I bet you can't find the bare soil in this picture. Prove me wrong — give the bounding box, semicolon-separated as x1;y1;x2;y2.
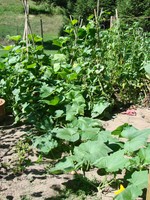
0;108;150;200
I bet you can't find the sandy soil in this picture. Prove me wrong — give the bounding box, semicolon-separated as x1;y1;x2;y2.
0;107;150;200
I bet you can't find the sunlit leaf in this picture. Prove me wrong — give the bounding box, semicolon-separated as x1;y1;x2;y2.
112;123;129;136
40;84;55;98
71;19;78;25
3;45;14;50
91;101;110;118
50;156;75;174
74;140;112;165
54;127;79;142
8;35;21;42
27;63;36;69
41;96;60;106
94;150;128;172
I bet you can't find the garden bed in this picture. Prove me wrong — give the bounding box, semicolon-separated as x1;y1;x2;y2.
0;107;149;200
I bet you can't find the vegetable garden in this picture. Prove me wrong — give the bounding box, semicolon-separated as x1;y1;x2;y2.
0;5;150;200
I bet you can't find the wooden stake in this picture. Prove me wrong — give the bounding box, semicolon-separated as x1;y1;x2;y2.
40;16;44;46
146;169;150;200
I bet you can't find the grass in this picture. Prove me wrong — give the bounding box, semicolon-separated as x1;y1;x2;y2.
0;0;63;53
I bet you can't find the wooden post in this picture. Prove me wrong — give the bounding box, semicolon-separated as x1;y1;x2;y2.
146;169;150;200
40;16;44;46
110;16;116;28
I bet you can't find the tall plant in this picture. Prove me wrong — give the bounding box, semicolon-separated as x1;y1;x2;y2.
54;16;150;106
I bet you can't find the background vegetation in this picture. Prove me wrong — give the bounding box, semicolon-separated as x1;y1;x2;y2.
31;0;150;31
0;0;63;56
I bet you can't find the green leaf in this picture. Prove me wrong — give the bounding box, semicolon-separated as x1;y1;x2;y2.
127;128;150;140
28;34;42;42
3;45;14;50
54;127;79;142
88;28;96;37
53;38;69;47
41;96;60;106
80;128;100;141
40;84;55;98
91;101;110;118
143;62;150;75
115;170;148;200
94;150;129;172
32;134;58;155
66;104;77;121
27;63;36;69
123;129;150;152
121;126;138;139
8;56;19;64
55;110;64;118
0;62;5;69
53;63;60;72
115;185;142;200
78;28;86;38
52;39;63;47
73;117;102;130
66;94;86;121
112;123;130;136
71;19;78;25
124;137;147;152
21;102;29;113
36;45;43;51
97;130;119;143
74;140;112;165
50;156;75;174
67;72;77;81
8;35;21;42
128;170;148;189
53;53;66;61
12;88;20;102
138;144;150;164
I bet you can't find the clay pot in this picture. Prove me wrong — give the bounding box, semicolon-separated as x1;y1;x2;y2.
0;98;5;121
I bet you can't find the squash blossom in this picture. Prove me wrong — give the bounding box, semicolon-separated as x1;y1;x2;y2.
114;184;125;195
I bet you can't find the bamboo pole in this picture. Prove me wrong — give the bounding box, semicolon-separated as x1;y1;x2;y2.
22;0;29;53
22;0;36;54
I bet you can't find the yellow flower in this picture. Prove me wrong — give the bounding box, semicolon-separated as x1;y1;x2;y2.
114;184;125;195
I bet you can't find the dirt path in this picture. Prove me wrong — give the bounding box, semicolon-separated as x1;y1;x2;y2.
0;108;150;200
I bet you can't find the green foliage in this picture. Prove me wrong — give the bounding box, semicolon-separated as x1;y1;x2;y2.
54;17;150;105
0;15;150;199
31;0;116;23
115;171;148;200
73;0;96;19
32;133;58;154
117;0;150;31
50;125;150;199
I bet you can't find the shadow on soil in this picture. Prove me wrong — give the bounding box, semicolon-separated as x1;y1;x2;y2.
47;174;98;200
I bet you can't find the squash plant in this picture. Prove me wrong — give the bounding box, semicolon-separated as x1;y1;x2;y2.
50;123;150;200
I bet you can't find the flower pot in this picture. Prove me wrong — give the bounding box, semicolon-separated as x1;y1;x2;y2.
0;98;5;122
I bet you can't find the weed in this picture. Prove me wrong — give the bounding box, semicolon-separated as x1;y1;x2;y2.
13;140;31;174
